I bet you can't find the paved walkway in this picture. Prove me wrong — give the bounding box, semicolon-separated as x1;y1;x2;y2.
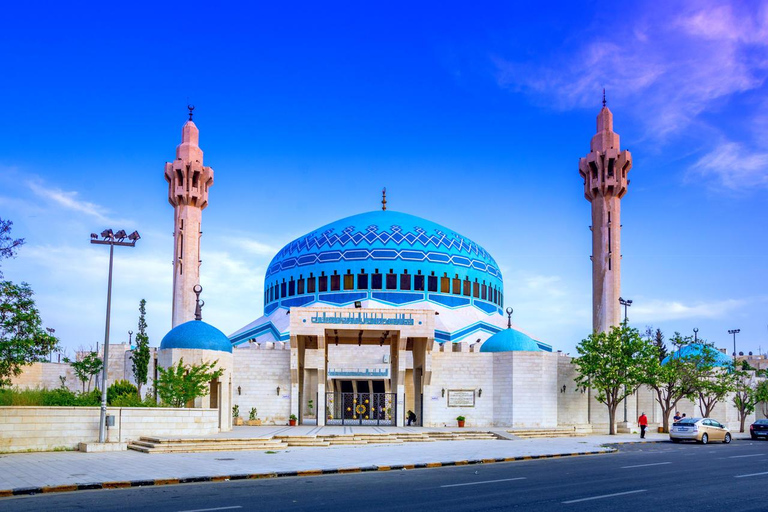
3;431;750;494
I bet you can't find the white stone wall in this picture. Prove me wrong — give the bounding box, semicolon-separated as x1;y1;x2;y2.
0;407;219;453
557;356;589;427
232;345;291;425
427;351;494;427
494;352;558;428
10;362;80;392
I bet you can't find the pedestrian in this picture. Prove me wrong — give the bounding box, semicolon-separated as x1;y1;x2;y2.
638;412;648;439
673;411;681;423
406;410;417;426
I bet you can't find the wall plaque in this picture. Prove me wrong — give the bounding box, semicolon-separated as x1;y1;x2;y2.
447;390;475;407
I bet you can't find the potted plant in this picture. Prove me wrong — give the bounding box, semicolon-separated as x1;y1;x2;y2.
456;415;466;428
289;414;297;426
247;407;261;426
233;405;244;426
306;399;315;418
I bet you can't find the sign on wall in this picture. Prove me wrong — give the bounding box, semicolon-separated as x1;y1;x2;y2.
447;390;475;407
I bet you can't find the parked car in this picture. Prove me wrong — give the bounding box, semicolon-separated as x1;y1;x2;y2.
669;417;731;444
750;419;768;440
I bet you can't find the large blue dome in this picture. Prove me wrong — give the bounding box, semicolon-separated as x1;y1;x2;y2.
160;320;233;353
662;343;732;367
261;210;504;316
480;328;541;352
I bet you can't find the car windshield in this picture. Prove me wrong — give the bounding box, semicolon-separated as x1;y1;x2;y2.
674;418;700;425
755;419;768;425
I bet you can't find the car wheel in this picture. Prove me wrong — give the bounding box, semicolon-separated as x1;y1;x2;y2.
671;438;681;443
724;433;731;444
701;433;708;444
752;435;758;441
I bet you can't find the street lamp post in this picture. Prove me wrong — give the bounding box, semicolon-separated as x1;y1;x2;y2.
618;297;632;323
693;328;699;343
91;229;140;443
728;329;740;357
618;297;632;423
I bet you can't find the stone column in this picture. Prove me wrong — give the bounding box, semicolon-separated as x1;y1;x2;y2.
317;335;327;426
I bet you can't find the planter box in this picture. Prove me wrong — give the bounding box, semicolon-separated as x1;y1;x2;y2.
234;417;244;426
247;419;262;426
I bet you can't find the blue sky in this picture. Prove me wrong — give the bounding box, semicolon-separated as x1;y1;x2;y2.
1;1;766;357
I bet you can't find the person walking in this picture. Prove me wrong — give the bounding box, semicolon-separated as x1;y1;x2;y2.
638;412;648;439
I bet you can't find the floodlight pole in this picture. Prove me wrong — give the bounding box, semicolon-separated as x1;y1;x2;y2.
618;297;632;423
91;230;139;443
729;329;740;358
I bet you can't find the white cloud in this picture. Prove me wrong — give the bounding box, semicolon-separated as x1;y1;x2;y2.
27;180;130;225
688;142;768;190
632;298;749;322
494;1;768;138
232;239;280;257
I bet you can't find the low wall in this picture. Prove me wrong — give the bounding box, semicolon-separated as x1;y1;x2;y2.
0;407;220;453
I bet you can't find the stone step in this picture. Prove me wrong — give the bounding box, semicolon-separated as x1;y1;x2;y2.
284;441;331;447
128;442;288;454
139;436;274;444
325;440;369;445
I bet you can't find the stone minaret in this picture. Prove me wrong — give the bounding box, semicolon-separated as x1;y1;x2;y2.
578;94;632;333
165;107;214;327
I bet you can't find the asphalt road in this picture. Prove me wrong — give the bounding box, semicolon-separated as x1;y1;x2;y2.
4;440;768;511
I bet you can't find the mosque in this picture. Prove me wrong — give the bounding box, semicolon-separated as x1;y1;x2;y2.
153;103;618;431
13;100;753;435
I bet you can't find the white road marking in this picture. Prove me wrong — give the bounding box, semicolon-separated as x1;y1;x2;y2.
440;477;526;488
729;454;765;459
177;507;243;512
735;471;768;478
621;462;671;469
562;489;647;504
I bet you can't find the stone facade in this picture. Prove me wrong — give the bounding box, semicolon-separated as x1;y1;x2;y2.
0;407;219;453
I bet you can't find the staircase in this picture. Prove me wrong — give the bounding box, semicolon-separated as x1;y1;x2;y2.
128;430;501;453
509;428;589;439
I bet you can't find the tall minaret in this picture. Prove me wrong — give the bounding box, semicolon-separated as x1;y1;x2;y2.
578;92;632;333
165;107;214;327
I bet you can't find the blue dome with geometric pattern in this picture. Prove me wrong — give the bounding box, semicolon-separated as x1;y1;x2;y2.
160;320;233;353
661;343;731;367
261;210;505;316
479;328;541;352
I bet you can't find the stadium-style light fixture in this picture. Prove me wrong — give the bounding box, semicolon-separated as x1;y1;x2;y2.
90;227;140;444
729;329;741;357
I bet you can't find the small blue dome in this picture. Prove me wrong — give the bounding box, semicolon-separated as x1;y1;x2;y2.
160;320;233;353
662;343;731;367
480;328;541;352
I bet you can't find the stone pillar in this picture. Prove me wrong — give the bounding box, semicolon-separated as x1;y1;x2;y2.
165;115;214;328
289;335;301;421
317;335;327;426
578;99;632;334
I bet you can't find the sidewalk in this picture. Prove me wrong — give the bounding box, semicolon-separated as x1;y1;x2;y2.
0;432;748;497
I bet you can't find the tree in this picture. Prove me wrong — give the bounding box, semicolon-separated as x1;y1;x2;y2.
755;380;768;419
732;370;757;433
0;218;25;279
643;332;699;433
131;299;151;399
155;358;223;408
0;281;59;387
68;351;103;393
575;323;657;435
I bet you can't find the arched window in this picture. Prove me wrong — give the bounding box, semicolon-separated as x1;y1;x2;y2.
472;279;480;298
307;273;316;293
318;273;328;293
371;269;383;290
463;277;471;296
400;271;411;291
386;269;397;290
330;271;341;291
414;272;425;291
297;275;305;295
427;274;438;292
441;273;450;293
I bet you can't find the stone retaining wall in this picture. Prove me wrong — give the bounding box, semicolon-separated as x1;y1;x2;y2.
0;407;219;453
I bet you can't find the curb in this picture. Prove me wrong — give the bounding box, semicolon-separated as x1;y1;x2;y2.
0;449;615;498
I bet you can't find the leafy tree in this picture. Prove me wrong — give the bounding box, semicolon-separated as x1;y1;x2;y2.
107;379;138;405
740;360;755;371
643;332;700;433
0;218;25;279
575;323;657;435
0;281;59;387
130;299;151;398
755;380;768;419
155;358;223;408
645;327;668;363
67;351;103;393
732;370;757;433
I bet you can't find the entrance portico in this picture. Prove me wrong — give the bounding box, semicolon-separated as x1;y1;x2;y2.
289;307;434;427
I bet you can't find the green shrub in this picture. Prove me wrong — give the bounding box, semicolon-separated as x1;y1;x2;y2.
107;380;138;405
